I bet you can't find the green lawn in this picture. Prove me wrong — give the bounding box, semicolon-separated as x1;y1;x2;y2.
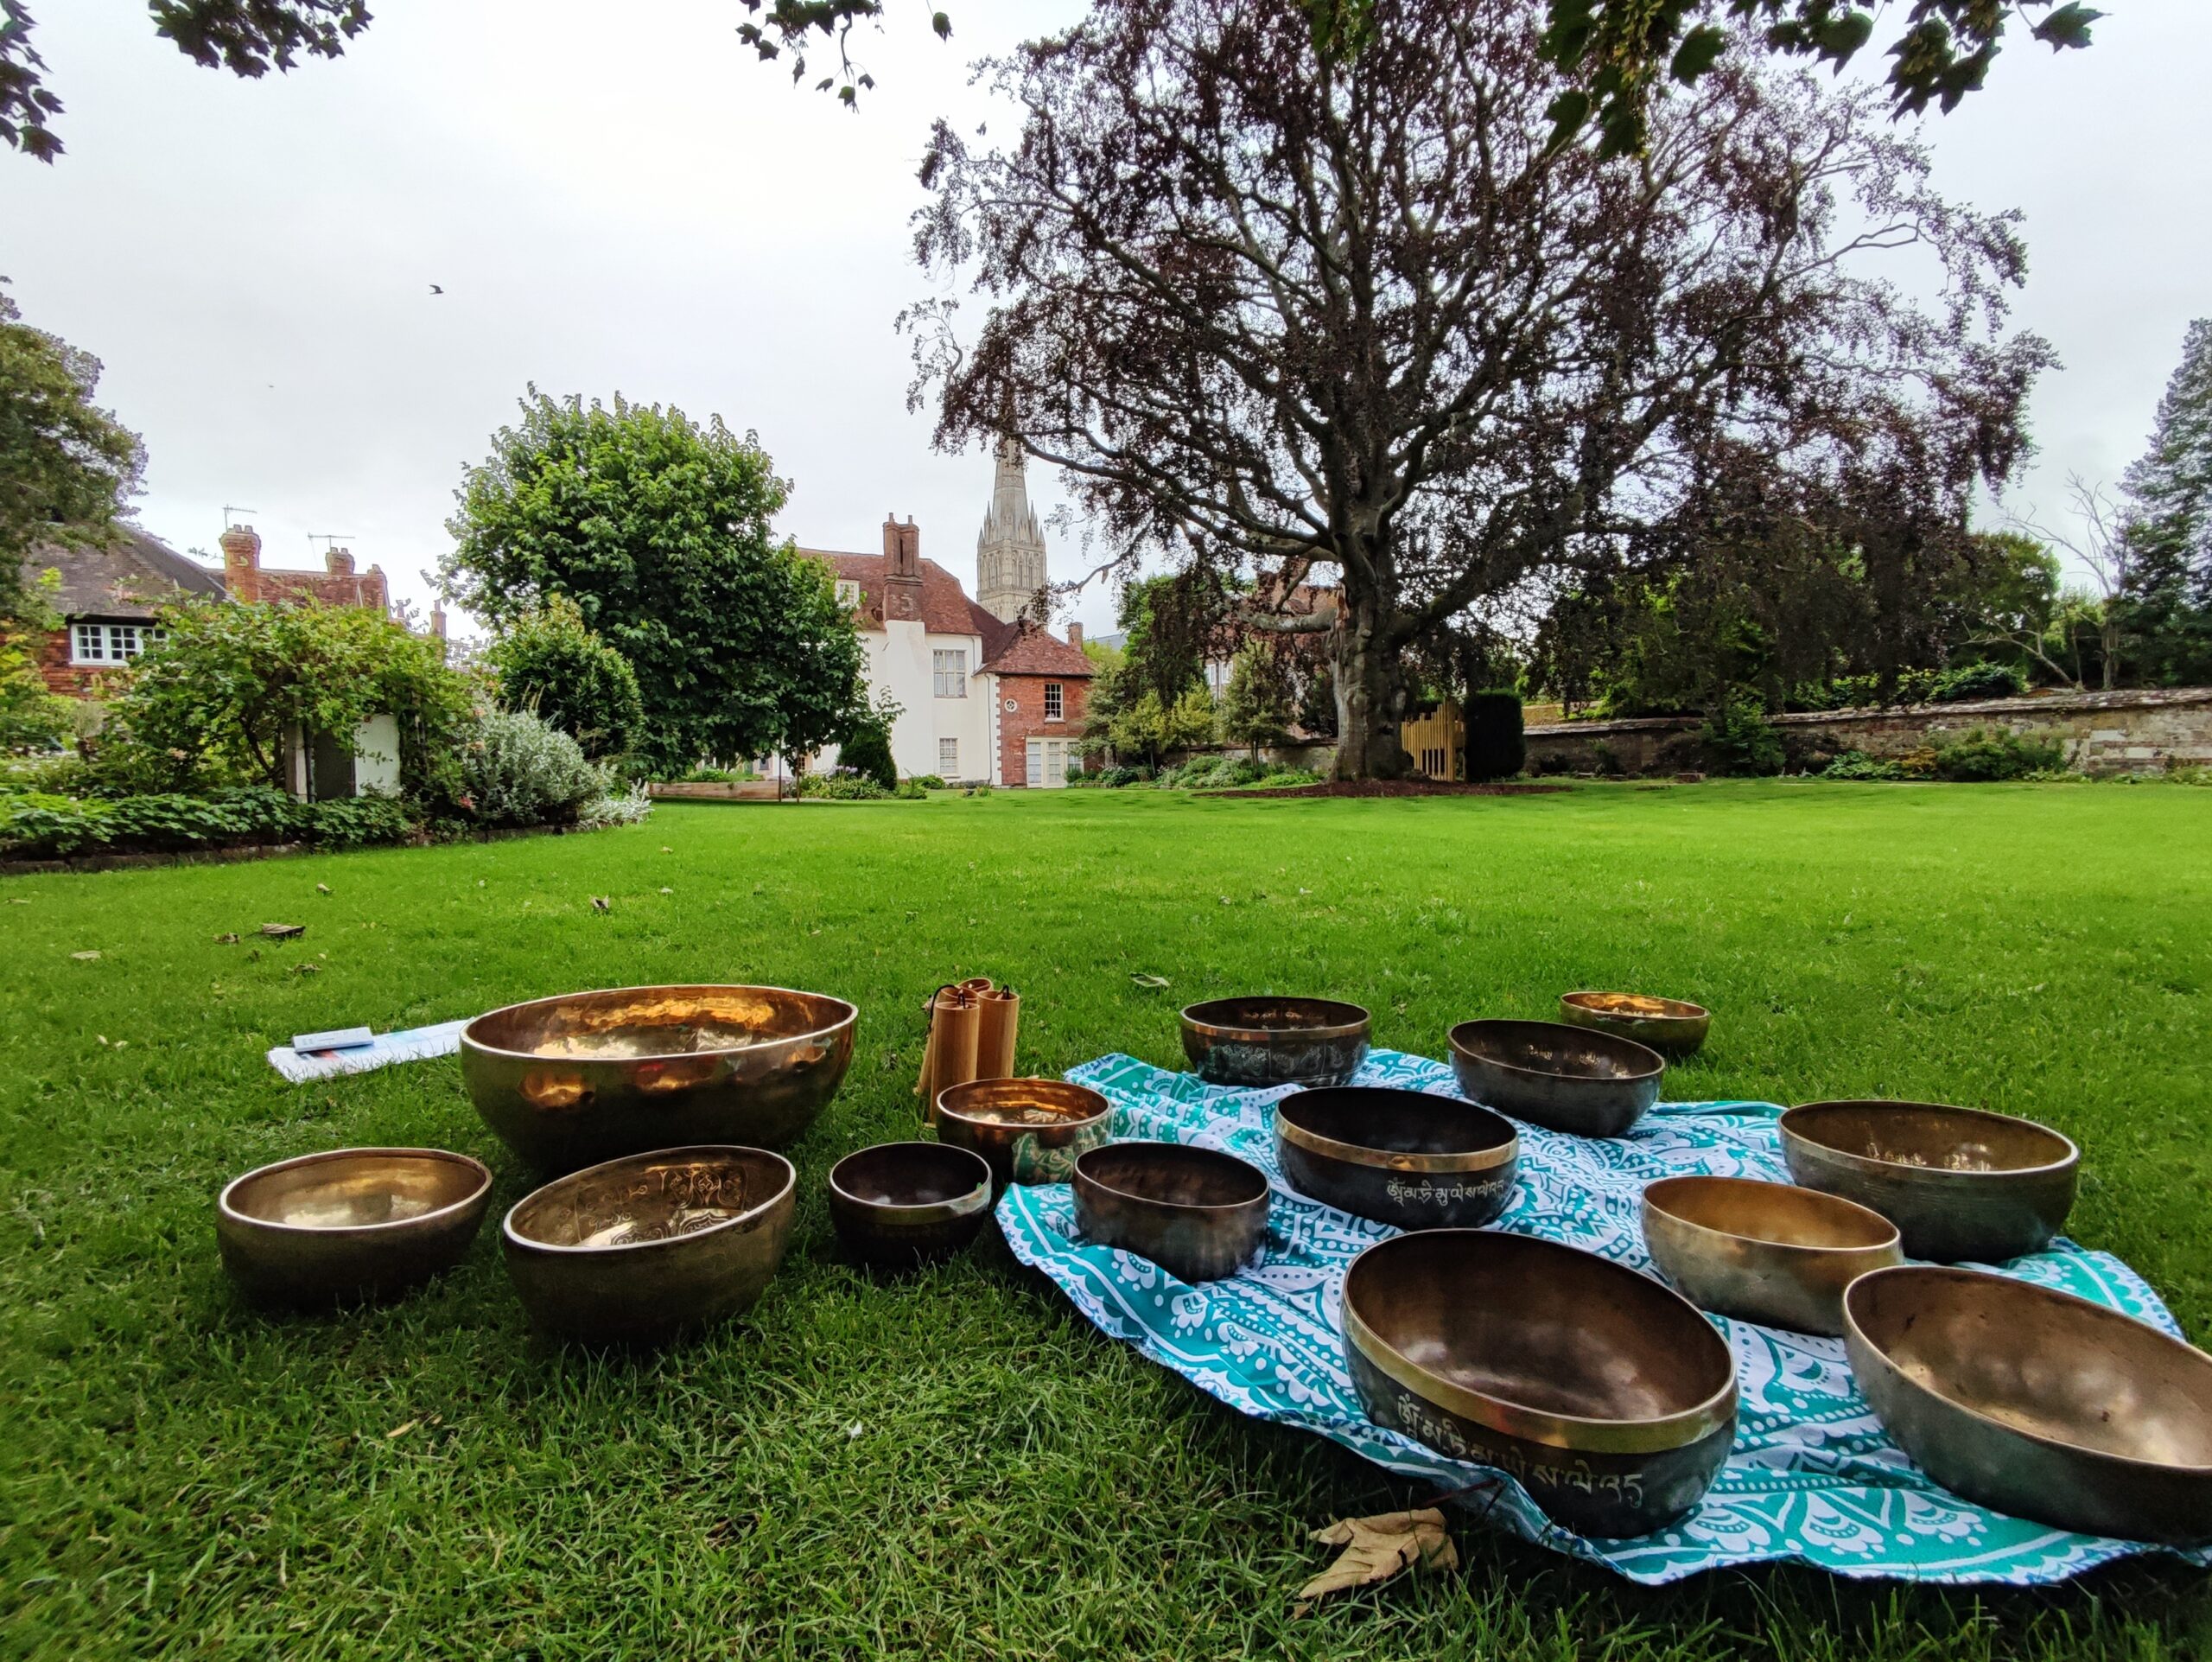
4;782;2210;1659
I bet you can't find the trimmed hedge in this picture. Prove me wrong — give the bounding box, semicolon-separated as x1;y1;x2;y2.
0;787;419;859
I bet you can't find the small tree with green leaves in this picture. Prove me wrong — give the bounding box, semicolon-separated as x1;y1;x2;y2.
486;593;645;761
1219;642;1295;758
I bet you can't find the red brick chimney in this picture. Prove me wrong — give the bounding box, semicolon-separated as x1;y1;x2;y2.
219;524;262;603
325;546;355;576
883;513;923;621
1066;621;1083;650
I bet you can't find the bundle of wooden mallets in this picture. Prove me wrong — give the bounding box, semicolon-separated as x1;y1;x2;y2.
916;977;1020;1122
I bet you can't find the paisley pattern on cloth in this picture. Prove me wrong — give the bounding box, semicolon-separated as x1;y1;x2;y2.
995;1048;2212;1586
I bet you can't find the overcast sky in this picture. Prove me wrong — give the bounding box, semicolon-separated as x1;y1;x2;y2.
3;0;2208;637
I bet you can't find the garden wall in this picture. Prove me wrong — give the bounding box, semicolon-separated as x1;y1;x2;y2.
1522;687;2212;778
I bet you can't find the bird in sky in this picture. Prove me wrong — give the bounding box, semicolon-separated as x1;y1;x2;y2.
429;283;444;295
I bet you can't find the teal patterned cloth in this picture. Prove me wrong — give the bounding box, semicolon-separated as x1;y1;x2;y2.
995;1048;2211;1586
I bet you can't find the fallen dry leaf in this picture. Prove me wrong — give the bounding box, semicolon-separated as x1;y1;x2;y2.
71;950;101;961
1293;1508;1457;1613
1129;972;1171;990
214;932;239;945
385;1420;418;1440
658;887;673;895
315;883;332;895
289;962;321;977
260;922;305;939
591;896;611;913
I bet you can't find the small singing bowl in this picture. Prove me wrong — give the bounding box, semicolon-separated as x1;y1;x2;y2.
1343;1229;1738;1538
827;1142;993;1268
1642;1175;1902;1335
500;1144;796;1344
1845;1266;2212;1544
936;1077;1113;1188
1447;1019;1664;1138
1274;1086;1520;1229
216;1147;493;1306
1781;1101;2079;1264
1179;997;1371;1089
1559;991;1711;1060
1072;1142;1271;1282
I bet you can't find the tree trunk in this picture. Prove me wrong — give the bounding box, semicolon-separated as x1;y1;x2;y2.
1330;587;1412;780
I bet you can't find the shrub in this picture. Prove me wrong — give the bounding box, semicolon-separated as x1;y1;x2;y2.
1929;726;2065;782
907;773;946;791
674;763;754;784
964;782;993;797
307;793;421;849
838;722;898;792
1932;660;2027;704
1700;692;1785;776
0;785;422;858
575;788;655;830
893;779;929;799
1820;750;1908;781
1462;691;1525;780
797;773;893;800
486;594;645;761
461;710;604;827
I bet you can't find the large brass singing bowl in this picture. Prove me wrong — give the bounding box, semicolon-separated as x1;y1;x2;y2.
1073;1141;1271;1282
1274;1086;1519;1230
217;1147;493;1305
1781;1100;2079;1264
1179;997;1371;1089
461;984;856;1173
500;1144;796;1344
1342;1228;1738;1538
1447;1019;1664;1138
1845;1266;2212;1544
1559;991;1711;1060
1642;1175;1902;1335
936;1077;1113;1188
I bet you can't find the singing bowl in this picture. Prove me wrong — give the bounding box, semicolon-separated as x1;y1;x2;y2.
1179;997;1371;1089
1072;1142;1271;1282
827;1142;993;1267
216;1147;493;1305
1845;1266;2212;1544
1559;991;1711;1060
935;1077;1112;1188
1642;1175;1902;1335
1447;1019;1665;1138
500;1145;796;1343
1342;1229;1738;1538
1780;1100;2079;1264
1274;1086;1520;1229
461;984;856;1173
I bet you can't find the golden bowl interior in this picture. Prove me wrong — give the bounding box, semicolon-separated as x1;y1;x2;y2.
1448;1018;1662;1083
1785;1101;2075;1176
1644;1175;1897;1253
1077;1142;1269;1210
937;1077;1109;1130
467;985;852;1063
507;1147;791;1251
222;1149;487;1231
1563;990;1708;1022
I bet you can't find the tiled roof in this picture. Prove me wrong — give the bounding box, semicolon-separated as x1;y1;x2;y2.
980;618;1094;678
22;525;226;619
803;550;1009;644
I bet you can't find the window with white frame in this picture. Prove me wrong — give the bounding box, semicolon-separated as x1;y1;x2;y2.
835;579;860;608
938;737;958;776
1044;681;1064;722
70;622;163;665
932;649;967;698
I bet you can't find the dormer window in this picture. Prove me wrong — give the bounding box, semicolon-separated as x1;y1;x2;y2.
71;622;162;665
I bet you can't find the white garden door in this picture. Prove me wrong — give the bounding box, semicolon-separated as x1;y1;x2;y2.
1025;737;1070;788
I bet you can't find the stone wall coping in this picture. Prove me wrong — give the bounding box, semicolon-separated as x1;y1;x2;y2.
1525;685;2212;740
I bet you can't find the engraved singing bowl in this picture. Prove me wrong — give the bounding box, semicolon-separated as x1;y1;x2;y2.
1072;1142;1271;1283
1845;1266;2212;1544
216;1147;493;1306
1559;991;1711;1060
1641;1175;1902;1336
935;1077;1112;1189
1447;1019;1665;1138
500;1145;797;1344
1341;1229;1738;1538
461;984;856;1173
1780;1101;2079;1264
827;1142;994;1268
1274;1086;1520;1229
1179;997;1371;1089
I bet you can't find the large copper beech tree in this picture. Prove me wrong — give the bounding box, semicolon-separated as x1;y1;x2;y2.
905;0;2050;779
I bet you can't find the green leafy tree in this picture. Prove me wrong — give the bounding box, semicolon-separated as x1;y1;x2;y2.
1219;642;1295;757
2117;319;2212;686
441;389;867;775
485;592;645;761
0;567;67;748
1103;686;1217;770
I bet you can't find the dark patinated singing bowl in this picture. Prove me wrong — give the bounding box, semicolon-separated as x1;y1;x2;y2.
1274;1086;1520;1229
1845;1266;2212;1544
1073;1142;1271;1282
1447;1019;1664;1138
1342;1229;1738;1538
217;1147;493;1305
461;984;856;1173
501;1144;796;1344
1559;991;1711;1060
936;1077;1113;1188
828;1142;993;1267
1781;1101;2079;1264
1642;1175;1902;1336
1179;997;1370;1089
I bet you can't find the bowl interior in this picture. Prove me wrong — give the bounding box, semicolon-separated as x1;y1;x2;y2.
832;1143;990;1210
1182;997;1368;1037
226;1149;485;1230
1078;1143;1268;1209
1564;990;1707;1022
509;1148;790;1250
1645;1175;1896;1251
938;1078;1109;1128
467;985;852;1062
1278;1087;1515;1159
1347;1230;1730;1428
1787;1101;2075;1175
1450;1019;1662;1083
1849;1268;2212;1468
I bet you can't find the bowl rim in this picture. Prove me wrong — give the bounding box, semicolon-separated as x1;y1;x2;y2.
500;1143;797;1255
218;1146;493;1236
1560;990;1710;1024
1274;1086;1519;1174
1781;1099;2081;1181
1641;1174;1902;1257
459;983;859;1063
935;1075;1112;1130
1073;1139;1271;1211
1843;1264;2212;1478
1342;1228;1738;1454
1446;1017;1666;1084
828;1141;993;1219
1178;996;1372;1043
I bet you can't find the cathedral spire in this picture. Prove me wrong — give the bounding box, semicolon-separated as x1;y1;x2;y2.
976;437;1048;622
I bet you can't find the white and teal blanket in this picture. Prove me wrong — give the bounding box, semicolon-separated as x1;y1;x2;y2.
996;1048;2209;1586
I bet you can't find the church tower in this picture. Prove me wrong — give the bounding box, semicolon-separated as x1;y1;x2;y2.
976;438;1049;623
